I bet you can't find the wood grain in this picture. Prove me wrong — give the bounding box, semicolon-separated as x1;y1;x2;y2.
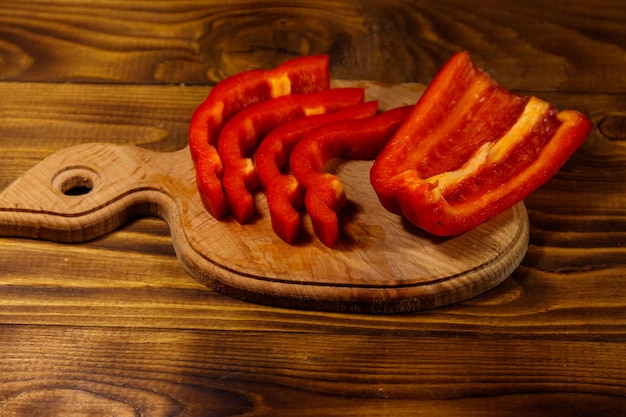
1;0;625;415
0;1;624;91
1;325;625;417
0;88;625;413
1;82;625;416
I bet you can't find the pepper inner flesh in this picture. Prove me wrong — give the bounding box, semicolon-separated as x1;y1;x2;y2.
424;97;561;205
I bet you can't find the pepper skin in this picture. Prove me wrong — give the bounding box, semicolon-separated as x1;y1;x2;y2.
218;88;366;224
370;51;593;236
256;101;379;243
290;105;414;247
188;55;330;219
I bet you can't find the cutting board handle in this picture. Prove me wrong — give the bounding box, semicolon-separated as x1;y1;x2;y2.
0;143;192;243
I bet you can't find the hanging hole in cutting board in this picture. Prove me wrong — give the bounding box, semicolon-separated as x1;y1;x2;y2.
51;166;101;197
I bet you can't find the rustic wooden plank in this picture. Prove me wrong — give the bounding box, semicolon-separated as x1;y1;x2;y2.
0;218;624;336
1;80;621;189
0;82;198;190
1;243;625;336
1;326;625;416
0;1;623;91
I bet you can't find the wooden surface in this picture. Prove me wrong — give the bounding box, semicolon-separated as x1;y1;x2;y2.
0;0;624;415
0;82;530;313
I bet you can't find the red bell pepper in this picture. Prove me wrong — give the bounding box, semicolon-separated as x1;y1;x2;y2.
256;101;379;243
290;105;414;247
217;88;366;224
370;51;593;236
188;55;330;219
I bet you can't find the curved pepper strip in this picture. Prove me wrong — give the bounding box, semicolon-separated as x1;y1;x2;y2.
290;105;414;247
370;51;593;236
188;55;330;219
256;101;379;243
218;88;366;224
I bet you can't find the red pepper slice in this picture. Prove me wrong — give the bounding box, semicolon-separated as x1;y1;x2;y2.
218;88;366;224
370;51;593;236
256;101;379;243
188;55;330;219
290;105;414;247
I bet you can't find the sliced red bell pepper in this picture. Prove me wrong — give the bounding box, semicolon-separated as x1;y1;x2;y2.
256;101;379;243
188;55;330;219
370;51;593;236
218;88;366;224
290;105;414;247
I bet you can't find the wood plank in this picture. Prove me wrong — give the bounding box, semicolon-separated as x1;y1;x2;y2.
0;1;624;91
0;82;198;190
1;326;625;416
1;80;620;190
2;238;625;335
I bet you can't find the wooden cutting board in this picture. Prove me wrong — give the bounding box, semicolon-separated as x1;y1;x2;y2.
0;81;529;313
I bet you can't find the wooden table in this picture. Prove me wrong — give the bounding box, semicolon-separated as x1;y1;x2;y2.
1;1;624;415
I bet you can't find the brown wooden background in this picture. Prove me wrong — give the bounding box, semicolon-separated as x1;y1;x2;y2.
1;1;625;416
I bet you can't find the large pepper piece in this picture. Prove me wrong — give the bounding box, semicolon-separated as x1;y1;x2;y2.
218;88;366;224
256;101;379;243
290;105;414;247
188;55;330;219
370;51;593;236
